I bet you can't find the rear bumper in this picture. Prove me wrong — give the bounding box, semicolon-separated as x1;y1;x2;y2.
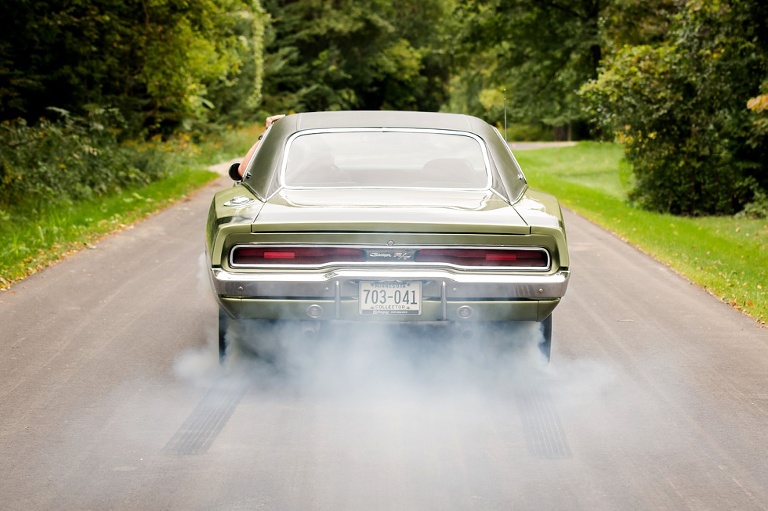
211;268;569;322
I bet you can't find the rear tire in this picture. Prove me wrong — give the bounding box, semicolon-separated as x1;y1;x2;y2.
218;314;283;362
218;307;228;363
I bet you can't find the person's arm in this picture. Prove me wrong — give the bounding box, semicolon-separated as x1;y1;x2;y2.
265;114;286;128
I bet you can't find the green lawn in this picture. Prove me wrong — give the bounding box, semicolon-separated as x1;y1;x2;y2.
515;142;767;325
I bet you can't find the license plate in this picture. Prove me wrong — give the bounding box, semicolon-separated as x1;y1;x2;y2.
359;281;422;315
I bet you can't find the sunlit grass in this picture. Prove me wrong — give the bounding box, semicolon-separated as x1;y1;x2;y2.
516;142;767;324
0;169;217;288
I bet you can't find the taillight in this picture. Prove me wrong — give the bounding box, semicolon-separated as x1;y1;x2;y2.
414;248;549;268
232;246;365;266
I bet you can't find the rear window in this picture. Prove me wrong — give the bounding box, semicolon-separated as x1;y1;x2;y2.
282;129;490;189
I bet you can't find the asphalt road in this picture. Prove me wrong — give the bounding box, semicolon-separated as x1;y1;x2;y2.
1;174;767;510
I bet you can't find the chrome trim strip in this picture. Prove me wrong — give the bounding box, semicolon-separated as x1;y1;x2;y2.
229;244;551;272
210;268;570;300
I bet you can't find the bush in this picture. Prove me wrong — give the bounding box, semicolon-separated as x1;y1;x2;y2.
736;188;768;219
505;123;555;142
0;109;176;214
581;1;768;216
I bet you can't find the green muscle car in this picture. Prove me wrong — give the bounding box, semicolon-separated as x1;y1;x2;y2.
207;111;569;361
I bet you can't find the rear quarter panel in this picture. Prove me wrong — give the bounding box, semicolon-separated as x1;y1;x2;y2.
514;188;569;269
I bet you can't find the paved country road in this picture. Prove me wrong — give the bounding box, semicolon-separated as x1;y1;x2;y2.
1;174;766;510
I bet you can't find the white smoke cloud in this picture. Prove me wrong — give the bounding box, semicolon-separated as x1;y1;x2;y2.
200;318;554;401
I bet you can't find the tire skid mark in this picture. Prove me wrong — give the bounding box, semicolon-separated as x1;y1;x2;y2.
163;376;251;455
515;388;571;459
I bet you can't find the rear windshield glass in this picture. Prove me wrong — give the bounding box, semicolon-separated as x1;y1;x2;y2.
282;130;490;189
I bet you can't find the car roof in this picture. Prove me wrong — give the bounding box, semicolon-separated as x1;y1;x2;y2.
287;110;484;132
244;110;528;203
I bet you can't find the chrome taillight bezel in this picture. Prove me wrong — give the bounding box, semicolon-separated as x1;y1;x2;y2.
229;245;551;271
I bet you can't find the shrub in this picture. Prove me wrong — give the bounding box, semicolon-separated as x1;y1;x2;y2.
581;1;768;216
0;109;175;214
505;123;555;142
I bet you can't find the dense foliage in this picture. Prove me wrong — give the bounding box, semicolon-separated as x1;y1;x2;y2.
0;109;177;214
582;0;768;215
0;0;266;215
0;0;266;134
449;0;602;135
259;0;455;113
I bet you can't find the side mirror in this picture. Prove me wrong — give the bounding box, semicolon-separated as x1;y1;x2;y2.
228;162;241;181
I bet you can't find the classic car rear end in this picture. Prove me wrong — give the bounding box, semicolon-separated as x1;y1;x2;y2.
207;111;569;360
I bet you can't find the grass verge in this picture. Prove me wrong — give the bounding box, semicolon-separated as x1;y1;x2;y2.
515;142;767;325
0;168;218;289
0;123;261;291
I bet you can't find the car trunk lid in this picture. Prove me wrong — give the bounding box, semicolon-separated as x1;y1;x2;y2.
252;188;530;234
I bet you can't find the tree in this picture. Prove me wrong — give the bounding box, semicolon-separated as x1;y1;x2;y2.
138;0;267;131
0;0;267;134
582;0;768;215
259;0;455;113
452;0;605;134
600;0;677;50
